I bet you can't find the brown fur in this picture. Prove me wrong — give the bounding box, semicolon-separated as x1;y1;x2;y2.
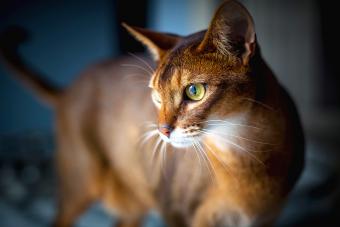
0;1;304;226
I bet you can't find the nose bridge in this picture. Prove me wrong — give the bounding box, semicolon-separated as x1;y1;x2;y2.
158;104;178;138
158;105;176;127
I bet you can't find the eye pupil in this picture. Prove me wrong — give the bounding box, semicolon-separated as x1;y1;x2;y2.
189;85;197;95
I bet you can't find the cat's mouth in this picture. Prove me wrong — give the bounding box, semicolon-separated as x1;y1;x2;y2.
158;128;201;148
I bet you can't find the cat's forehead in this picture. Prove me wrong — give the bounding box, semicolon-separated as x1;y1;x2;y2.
150;66;183;91
151;64;206;90
150;31;249;90
150;57;243;91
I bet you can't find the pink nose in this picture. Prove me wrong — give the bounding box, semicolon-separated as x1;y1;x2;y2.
159;124;173;138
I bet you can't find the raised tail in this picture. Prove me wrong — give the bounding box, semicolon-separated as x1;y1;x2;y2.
0;26;61;107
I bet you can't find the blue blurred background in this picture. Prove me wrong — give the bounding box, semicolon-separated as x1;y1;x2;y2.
0;0;340;226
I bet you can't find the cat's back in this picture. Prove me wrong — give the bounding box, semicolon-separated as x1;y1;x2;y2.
56;55;156;123
54;55;158;172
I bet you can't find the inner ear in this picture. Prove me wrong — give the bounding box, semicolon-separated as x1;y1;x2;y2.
122;23;181;61
197;0;256;65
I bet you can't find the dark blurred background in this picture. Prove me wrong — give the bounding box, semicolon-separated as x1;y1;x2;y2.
0;0;340;226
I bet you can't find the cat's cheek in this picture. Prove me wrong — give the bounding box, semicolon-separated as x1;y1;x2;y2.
185;99;206;111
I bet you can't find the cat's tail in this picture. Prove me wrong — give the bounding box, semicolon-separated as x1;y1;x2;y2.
0;26;61;107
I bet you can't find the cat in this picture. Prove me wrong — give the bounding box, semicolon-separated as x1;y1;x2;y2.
0;0;304;226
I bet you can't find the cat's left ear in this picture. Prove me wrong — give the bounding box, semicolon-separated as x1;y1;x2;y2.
197;0;256;65
122;23;181;61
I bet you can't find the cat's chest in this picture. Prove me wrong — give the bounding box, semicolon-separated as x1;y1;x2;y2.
151;149;211;214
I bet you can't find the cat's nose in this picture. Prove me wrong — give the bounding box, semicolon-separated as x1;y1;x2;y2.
158;124;173;138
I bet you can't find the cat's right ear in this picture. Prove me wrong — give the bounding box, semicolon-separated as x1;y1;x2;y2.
122;23;181;62
197;0;256;65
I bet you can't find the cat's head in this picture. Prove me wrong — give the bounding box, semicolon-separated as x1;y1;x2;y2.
124;0;257;148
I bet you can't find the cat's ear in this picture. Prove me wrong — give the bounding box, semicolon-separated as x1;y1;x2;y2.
122;23;181;61
197;0;256;65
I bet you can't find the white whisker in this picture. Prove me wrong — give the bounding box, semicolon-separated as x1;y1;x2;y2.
163;142;167;165
139;129;158;146
128;52;155;74
198;130;264;166
140;121;157;126
123;73;150;79
158;141;166;175
242;97;276;112
201;141;238;184
202;120;263;130
191;140;203;171
121;63;153;75
151;137;162;162
195;139;216;182
122;74;150;84
202;141;230;171
192;139;212;181
160;142;169;177
140;122;158;129
202;129;276;145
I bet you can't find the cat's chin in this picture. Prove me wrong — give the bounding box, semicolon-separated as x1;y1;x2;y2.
159;132;198;149
170;140;193;149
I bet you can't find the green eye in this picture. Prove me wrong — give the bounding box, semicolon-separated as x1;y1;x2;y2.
185;83;205;101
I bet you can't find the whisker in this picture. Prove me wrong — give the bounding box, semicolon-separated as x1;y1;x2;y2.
160;142;169;177
143;125;158;130
192;139;213;182
198;130;265;166
163;142;167;166
202;141;230;171
121;63;153;75
201;120;263;130
158;141;166;175
139;122;158;128
201;141;238;184
195;139;216;183
131;81;151;86
195;140;214;171
122;74;150;83
242;97;276;112
151;137;162;162
138;129;158;147
191;140;203;171
140;121;156;125
202;129;277;145
123;73;150;79
128;52;155;74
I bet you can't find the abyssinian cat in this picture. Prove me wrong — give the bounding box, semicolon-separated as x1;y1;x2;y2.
0;0;304;226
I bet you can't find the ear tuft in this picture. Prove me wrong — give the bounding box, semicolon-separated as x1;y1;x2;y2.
122;22;181;61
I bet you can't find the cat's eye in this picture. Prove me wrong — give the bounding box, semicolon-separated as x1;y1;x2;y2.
185;83;206;101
